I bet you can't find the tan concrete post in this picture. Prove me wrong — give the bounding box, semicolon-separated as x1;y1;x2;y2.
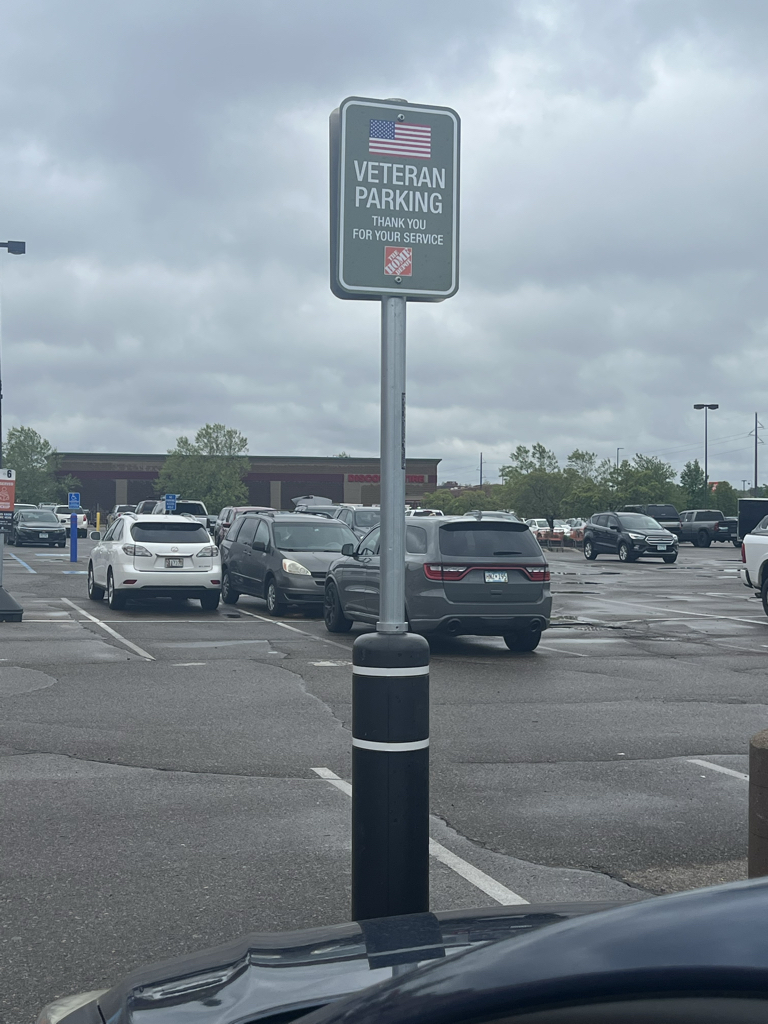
748;729;768;877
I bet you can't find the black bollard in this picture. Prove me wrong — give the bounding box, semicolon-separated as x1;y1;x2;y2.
351;630;430;921
749;729;768;877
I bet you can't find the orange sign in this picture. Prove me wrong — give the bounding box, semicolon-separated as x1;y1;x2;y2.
0;480;15;512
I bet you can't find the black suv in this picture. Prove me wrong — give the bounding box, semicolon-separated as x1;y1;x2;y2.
583;511;678;563
219;513;357;615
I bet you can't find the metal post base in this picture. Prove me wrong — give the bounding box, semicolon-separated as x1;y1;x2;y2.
0;586;23;622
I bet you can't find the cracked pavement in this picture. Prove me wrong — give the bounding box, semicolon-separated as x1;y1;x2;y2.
1;539;762;1021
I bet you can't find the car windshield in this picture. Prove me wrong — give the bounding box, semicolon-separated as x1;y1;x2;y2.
55;506;84;514
646;505;678;518
273;522;357;552
175;502;207;516
439;522;542;557
19;511;59;523
617;514;662;530
131;522;210;543
353;510;380;529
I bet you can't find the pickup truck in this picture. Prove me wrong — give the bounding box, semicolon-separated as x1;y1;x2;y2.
679;509;738;547
52;505;89;538
741;514;768;612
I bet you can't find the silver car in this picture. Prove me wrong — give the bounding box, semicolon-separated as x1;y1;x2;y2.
324;516;551;651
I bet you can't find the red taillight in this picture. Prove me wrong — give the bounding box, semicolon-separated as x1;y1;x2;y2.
423;564;550;582
742;542;746;563
424;564;469;581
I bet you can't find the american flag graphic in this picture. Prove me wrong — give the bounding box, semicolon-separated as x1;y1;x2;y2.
369;119;431;159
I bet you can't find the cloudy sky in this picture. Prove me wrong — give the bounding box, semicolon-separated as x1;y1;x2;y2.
1;0;767;485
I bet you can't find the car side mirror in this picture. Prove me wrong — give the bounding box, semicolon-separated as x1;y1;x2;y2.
341;543;355;557
252;540;266;551
90;531;101;540
611;524;620;531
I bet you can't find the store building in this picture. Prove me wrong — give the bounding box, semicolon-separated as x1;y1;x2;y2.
54;453;440;512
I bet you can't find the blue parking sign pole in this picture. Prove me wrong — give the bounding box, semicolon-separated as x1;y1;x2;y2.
68;492;80;562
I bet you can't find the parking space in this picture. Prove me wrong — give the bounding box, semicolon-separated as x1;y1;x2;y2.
1;536;766;1021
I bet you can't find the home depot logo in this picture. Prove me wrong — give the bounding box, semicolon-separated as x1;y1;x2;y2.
384;246;412;276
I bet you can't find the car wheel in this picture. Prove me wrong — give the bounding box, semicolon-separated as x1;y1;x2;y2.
325;585;354;630
503;627;542;652
618;541;634;563
107;570;126;610
583;539;597;560
221;570;240;605
58;542;66;548
265;577;287;617
200;591;220;611
662;554;678;564
733;539;741;547
324;581;353;633
697;530;711;548
87;563;105;601
7;533;14;546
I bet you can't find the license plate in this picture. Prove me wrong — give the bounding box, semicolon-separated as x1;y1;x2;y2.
657;544;667;550
39;533;48;538
485;571;508;584
165;557;184;568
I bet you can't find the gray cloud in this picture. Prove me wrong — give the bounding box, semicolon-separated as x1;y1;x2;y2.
1;0;767;486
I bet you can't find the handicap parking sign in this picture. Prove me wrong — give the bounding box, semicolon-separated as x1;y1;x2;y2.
165;494;177;511
68;492;80;509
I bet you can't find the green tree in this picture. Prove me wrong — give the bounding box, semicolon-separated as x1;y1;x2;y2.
711;480;738;516
156;424;250;513
680;459;706;508
4;426;60;504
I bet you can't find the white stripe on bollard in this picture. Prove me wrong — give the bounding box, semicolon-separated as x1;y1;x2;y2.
352;738;429;752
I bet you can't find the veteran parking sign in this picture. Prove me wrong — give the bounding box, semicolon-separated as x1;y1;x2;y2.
330;96;460;301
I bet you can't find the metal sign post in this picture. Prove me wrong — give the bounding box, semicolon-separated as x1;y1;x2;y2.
331;96;460;920
0;468;22;621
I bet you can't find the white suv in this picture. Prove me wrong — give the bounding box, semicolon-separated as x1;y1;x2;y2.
53;505;89;538
87;514;222;610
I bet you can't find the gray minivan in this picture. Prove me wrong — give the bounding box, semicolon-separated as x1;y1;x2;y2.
324;517;551;651
219;512;358;615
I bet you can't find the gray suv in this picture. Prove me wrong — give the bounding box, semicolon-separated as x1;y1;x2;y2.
219;513;358;615
324;517;551;651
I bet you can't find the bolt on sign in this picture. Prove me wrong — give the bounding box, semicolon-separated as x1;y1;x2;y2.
330;96;460;301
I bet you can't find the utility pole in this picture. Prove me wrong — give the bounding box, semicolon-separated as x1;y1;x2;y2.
479;452;483;488
616;447;623;470
756;413;760;497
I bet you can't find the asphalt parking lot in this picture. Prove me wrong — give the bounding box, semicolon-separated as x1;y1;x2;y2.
1;538;763;1021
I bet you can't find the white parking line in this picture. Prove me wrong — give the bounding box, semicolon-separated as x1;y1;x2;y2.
235;607;350;649
7;553;36;573
587;593;766;626
538;644;588;658
61;599;155;661
310;767;529;906
687;758;749;781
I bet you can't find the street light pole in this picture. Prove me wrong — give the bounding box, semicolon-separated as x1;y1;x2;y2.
0;241;26;469
616;447;623;470
693;403;719;502
0;240;26;623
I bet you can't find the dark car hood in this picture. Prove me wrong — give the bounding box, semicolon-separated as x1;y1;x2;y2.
52;903;619;1024
279;550;348;572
